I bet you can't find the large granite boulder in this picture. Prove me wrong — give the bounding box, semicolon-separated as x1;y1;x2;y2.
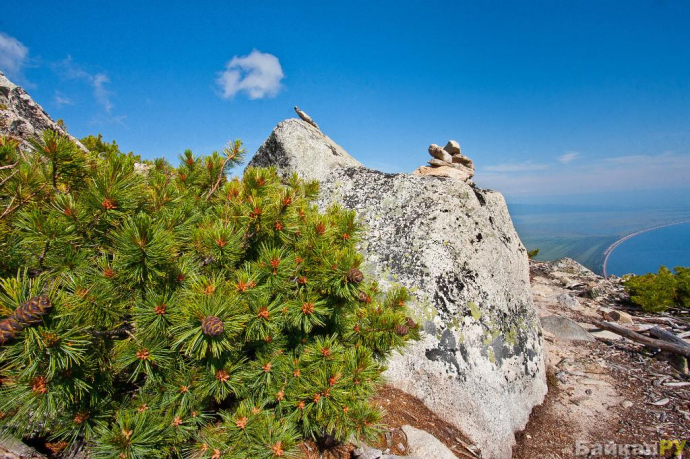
0;71;86;152
249;119;547;458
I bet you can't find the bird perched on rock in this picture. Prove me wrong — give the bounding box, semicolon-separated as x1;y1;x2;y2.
294;106;320;130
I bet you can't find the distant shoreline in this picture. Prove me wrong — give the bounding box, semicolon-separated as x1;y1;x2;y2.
602;220;690;278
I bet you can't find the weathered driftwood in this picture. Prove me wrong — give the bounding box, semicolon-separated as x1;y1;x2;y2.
649;327;690;349
592;321;690;357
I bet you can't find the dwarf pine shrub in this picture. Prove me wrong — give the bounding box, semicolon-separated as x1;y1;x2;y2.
0;131;419;458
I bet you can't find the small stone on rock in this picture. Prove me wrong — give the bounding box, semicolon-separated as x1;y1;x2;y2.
451;155;473;168
608;310;633;324
429;144;453;163
428;158;453;167
443;140;461;156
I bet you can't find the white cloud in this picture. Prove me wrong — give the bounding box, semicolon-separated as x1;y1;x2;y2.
216;50;284;100
54;91;73;107
484;162;550;173
559;151;579;164
55;56;114;113
0;32;29;80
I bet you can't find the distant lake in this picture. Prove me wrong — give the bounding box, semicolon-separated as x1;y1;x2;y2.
605;222;690;276
508;204;690;275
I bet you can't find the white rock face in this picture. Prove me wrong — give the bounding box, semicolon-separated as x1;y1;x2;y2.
249;120;547;458
0;71;87;152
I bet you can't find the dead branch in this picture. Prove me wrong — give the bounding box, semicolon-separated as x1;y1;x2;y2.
648;327;690;349
592;321;690;357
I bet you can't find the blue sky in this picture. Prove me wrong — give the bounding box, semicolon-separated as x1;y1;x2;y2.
2;1;690;205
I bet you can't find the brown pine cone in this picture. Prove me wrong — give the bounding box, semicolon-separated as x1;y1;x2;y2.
0;317;22;345
395;324;409;336
12;295;52;326
405;317;418;329
201;316;225;337
347;268;364;284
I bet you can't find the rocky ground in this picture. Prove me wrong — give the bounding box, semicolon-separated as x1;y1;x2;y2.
514;258;690;458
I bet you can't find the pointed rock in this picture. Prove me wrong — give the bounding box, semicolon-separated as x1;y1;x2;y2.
248;119;362;182
0;71;87;152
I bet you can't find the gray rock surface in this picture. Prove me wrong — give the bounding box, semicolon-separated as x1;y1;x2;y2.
540;315;595;342
557;293;581;310
249;120;547;458
401;425;458;459
0;72;86;152
247;118;362;182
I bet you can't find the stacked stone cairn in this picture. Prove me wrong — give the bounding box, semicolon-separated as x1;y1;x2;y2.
412;140;474;184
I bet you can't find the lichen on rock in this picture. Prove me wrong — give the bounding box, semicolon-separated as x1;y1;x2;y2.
248;118;547;458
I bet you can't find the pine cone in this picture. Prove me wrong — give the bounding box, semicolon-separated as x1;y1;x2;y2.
0;296;52;346
12;295;52;325
395;324;409;336
405;317;418;329
357;291;369;303
201;316;225;337
347;268;364;284
0;317;21;334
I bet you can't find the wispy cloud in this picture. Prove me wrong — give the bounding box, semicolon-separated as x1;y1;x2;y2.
0;32;29;81
54;91;73;107
559;151;579;164
216;50;284;100
476;151;690;196
604;151;677;165
484;162;549;173
55;56;114;113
